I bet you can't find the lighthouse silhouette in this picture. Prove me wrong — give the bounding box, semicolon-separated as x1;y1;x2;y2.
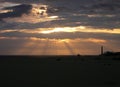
101;46;104;55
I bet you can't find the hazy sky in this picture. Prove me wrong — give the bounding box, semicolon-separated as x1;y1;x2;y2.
0;0;120;55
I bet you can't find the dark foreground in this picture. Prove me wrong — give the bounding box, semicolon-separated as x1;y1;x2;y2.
0;55;120;87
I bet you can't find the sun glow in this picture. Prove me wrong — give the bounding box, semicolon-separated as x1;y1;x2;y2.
58;39;70;43
0;10;13;13
1;26;120;35
40;27;77;34
40;26;119;34
39;26;120;34
41;28;63;34
47;16;58;19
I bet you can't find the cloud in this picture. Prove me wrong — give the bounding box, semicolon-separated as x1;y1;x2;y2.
1;30;120;41
0;13;119;30
90;2;120;12
0;0;39;3
0;4;32;20
0;0;120;29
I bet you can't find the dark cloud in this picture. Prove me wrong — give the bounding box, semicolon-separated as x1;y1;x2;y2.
0;14;120;30
0;0;40;3
0;4;32;20
46;0;120;12
90;3;120;12
0;0;120;29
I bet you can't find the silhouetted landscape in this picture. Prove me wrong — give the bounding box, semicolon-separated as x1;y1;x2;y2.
0;52;120;87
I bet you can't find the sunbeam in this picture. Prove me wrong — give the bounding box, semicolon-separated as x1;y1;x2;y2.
63;41;75;55
15;41;36;55
41;39;49;55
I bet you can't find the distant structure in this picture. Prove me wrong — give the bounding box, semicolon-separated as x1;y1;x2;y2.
101;46;104;55
77;54;81;57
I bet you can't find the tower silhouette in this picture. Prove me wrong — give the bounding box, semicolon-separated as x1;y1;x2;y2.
101;46;104;55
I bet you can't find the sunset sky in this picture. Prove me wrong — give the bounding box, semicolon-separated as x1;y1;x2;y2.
0;0;120;55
